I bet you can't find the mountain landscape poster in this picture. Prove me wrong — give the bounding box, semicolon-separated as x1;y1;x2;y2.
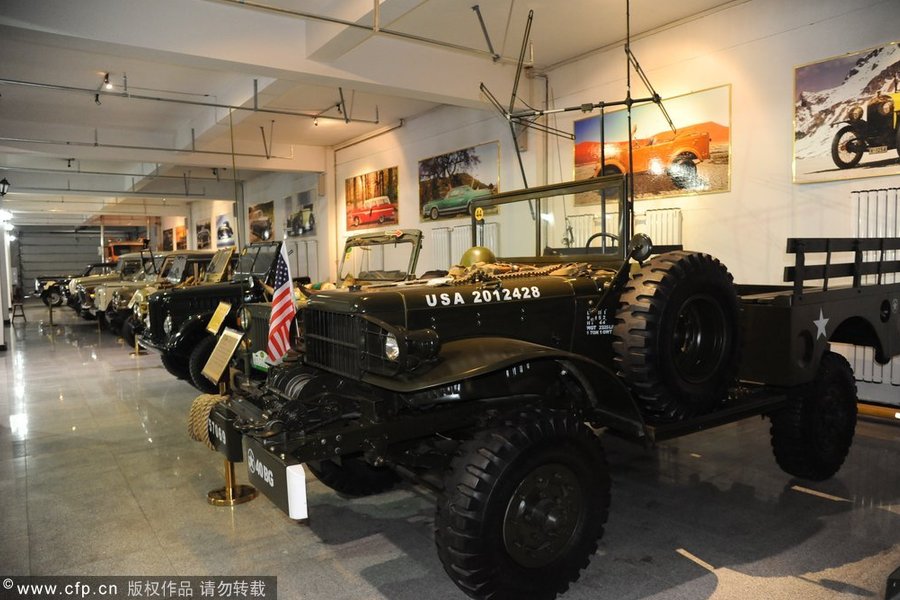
794;42;900;184
574;85;731;204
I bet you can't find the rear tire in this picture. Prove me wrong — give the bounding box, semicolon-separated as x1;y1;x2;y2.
189;335;220;394
769;352;857;481
613;251;741;422
306;457;400;497
435;409;609;600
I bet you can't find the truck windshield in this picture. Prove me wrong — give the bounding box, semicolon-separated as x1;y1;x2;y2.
471;175;628;265
234;243;280;281
338;232;421;282
163;256;186;282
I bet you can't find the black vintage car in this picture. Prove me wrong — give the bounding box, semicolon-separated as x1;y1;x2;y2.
831;92;900;168
139;241;281;393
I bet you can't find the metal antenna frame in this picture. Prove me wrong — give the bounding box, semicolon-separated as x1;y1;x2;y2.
480;0;676;219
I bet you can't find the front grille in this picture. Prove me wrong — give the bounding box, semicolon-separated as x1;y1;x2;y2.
247;304;271;354
304;309;397;379
305;310;363;378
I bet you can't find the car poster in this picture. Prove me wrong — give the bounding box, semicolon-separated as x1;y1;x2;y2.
794;42;900;184
286;190;316;237
216;213;235;248
574;84;731;204
175;225;187;250
248;201;275;243
345;167;399;230
196;218;212;249
418;142;499;222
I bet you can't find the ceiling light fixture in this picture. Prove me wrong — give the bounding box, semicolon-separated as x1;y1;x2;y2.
314;118;319;127
0;178;9;197
94;93;101;105
104;72;112;90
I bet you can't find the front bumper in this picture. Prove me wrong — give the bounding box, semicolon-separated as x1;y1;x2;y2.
209;399;308;520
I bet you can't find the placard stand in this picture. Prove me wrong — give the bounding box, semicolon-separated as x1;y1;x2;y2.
206;379;257;507
208;459;258;506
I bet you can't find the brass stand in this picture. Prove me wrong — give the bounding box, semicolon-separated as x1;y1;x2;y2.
207;459;257;506
130;330;146;357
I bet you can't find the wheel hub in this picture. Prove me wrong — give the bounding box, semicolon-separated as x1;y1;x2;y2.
502;463;583;568
673;293;726;383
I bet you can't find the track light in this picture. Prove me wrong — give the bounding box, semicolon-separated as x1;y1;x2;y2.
95;93;101;105
314;118;319;127
104;73;112;90
0;178;9;197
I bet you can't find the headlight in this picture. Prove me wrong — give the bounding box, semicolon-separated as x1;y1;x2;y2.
384;332;400;361
879;99;893;116
163;315;173;335
238;307;252;331
848;105;863;121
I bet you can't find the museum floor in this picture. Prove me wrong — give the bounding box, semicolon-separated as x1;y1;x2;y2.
1;298;899;600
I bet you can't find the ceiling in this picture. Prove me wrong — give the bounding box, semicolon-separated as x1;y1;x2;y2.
0;0;740;228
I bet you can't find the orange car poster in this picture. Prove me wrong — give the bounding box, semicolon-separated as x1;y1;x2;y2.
574;84;731;203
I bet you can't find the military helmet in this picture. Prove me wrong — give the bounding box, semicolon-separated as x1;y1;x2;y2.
459;246;496;267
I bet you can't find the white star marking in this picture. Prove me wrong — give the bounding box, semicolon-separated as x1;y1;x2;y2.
813;308;829;339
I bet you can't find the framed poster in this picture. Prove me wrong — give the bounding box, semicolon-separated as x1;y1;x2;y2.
196;218;211;249
574;85;731;204
162;228;173;251
345;167;399;230
248;201;274;243
216;213;235;248
286;190;316;237
794;42;900;184
418;142;499;221
175;225;187;250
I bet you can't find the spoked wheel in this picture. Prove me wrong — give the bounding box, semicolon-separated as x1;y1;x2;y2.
435;409;609;600
769;351;858;481
831;125;864;169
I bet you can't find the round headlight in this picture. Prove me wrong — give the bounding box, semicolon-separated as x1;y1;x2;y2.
384;332;400;362
848;105;863;121
879;99;893;116
238;307;252;331
163;315;173;335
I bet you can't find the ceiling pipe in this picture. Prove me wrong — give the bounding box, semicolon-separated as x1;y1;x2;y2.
0;78;379;124
208;0;512;64
0;135;294;161
10;185;208;197
0;164;243;182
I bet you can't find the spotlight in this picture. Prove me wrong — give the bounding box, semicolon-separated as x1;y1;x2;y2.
0;178;9;197
314;118;319;127
104;72;112;90
95;93;101;105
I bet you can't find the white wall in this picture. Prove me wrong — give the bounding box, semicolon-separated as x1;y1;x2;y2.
544;0;900;283
328;0;898;285
333;105;533;276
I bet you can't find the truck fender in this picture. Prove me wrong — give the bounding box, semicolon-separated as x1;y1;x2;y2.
364;337;646;438
168;311;216;354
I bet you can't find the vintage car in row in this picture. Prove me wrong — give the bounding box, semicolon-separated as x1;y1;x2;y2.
139;241;282;393
122;248;234;348
831;91;900;169
68;252;151;318
36;262;115;307
422;184;492;220
93;249;219;336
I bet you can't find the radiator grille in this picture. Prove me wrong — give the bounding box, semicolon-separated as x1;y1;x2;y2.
303;309;395;379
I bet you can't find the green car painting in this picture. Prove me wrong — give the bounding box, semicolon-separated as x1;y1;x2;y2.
422;185;491;220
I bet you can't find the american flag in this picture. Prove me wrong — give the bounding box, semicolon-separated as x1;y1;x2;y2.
267;243;296;363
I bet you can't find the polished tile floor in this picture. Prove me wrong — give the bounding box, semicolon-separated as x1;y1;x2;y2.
2;299;899;599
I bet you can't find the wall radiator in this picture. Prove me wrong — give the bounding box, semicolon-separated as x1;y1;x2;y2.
836;187;900;395
637;208;683;246
431;223;500;270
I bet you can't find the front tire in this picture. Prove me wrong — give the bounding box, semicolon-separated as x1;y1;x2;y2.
160;352;190;380
430;207;439;220
769;351;857;481
613;251;741;422
306;457;400;497
42;290;63;307
435;409;610;600
189;335;220;394
831;125;864;169
122;315;139;349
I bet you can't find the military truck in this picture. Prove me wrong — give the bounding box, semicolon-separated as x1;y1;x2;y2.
202;176;900;600
140;242;280;393
233;229;425;377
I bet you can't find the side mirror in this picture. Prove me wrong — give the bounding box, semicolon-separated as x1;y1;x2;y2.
627;233;653;263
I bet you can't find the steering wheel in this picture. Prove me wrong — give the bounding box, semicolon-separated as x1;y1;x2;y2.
584;232;620;252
